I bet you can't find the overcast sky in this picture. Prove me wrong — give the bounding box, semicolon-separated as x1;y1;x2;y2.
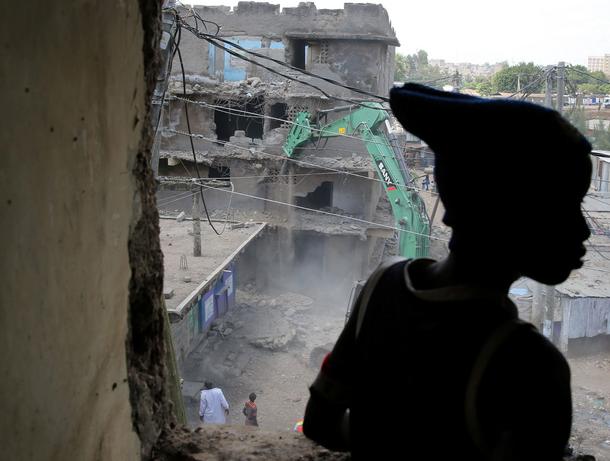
188;0;609;66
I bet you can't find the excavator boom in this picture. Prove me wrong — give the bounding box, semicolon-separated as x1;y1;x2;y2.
282;103;430;259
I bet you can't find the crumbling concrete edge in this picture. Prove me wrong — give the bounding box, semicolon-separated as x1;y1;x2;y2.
126;1;177;459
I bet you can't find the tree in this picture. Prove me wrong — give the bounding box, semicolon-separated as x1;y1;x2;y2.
492;62;544;93
417;50;428;67
567;65;593;86
394;53;409;82
566;66;610;95
474;81;495;96
394;50;448;86
463;76;496;96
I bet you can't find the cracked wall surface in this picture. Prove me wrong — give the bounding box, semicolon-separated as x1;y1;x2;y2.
0;1;165;459
128;0;177;459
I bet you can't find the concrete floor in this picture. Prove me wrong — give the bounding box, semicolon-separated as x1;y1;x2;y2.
160;217;263;311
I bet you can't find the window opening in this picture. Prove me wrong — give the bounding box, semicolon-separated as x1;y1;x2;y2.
208;165;231;180
295;181;333;210
213;97;264;142
289;39;307;70
269;103;288;129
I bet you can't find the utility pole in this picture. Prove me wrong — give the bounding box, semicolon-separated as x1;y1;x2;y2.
543;289;557;340
192;189;202;257
539;64;565;340
531;67;558;336
544;66;554;109
537;63;566;341
556;61;565;114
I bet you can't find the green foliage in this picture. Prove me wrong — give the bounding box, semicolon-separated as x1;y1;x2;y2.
394;53;410;82
463;78;495;96
478;81;495;96
567;66;610;94
492;62;544;93
417;50;428;67
394;50;448;86
568;65;593;85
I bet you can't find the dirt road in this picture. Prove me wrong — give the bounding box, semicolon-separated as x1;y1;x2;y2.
569;353;610;460
181;287;345;431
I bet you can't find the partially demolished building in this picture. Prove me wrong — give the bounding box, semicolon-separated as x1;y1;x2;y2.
157;2;401;298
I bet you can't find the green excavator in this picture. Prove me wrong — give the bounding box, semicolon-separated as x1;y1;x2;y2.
282;101;430;258
282;102;431;320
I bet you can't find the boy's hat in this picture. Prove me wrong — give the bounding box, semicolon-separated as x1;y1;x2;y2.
389;83;591;229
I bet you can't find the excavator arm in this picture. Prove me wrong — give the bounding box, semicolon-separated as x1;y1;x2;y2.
282;102;430;259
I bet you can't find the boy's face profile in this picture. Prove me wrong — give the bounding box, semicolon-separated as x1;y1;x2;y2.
516;192;590;285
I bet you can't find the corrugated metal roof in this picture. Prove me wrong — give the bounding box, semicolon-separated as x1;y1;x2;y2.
593;150;610;163
583;195;610;212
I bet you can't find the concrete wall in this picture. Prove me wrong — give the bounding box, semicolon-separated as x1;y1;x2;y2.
170;263;237;372
0;2;162;459
326;40;393;95
288;172;374;216
333;174;375;217
240;229;369;304
185;2;397;42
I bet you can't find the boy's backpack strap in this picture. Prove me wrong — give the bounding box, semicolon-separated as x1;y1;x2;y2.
355;257;408;339
465;318;536;459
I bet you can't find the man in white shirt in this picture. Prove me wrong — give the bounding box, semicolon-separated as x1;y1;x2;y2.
199;381;229;424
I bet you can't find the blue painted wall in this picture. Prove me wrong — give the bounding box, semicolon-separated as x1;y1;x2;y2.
208;37;285;81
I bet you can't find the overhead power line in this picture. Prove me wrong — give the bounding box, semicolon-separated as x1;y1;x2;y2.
165;182;608;249
192;181;447;242
566;66;610;86
175;17;233;235
170;95;419;153
169;96;438;174
165;128;439;196
507;68;553;99
156;184;450;242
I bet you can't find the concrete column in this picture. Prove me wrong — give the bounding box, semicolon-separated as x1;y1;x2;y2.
559;299;571;354
263;104;272;134
192;189;202;257
542;285;556;340
531;282;544;331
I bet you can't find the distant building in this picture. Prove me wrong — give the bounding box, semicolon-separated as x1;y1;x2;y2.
428;59;505;78
588;54;610;75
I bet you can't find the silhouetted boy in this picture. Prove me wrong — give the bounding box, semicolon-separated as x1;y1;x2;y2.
303;83;592;461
